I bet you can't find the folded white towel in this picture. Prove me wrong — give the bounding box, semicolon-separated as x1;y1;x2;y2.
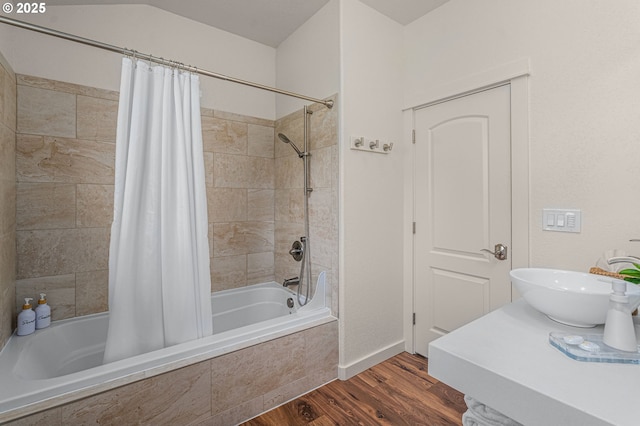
463;395;523;426
462;409;488;426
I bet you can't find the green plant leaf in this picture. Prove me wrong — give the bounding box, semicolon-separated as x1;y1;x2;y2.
623;276;640;284
619;268;640;277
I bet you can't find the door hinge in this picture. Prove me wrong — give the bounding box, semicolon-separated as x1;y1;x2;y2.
412;129;416;144
412;222;416;234
413;312;416;325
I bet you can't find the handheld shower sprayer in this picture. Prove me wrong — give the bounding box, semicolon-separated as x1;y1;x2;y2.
278;133;305;158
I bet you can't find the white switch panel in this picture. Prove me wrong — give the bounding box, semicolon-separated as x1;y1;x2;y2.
543;209;581;233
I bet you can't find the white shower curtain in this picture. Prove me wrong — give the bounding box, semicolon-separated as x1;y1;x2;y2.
103;58;212;364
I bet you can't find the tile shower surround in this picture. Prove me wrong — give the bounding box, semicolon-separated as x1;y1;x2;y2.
14;74;279;317
5;74;339;424
13;74;337;318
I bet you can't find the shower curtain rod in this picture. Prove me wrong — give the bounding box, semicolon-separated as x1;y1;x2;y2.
0;16;334;109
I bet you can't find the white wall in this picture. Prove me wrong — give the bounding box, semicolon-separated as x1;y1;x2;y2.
276;0;340;119
0;5;277;118
277;0;406;378
404;0;640;272
338;0;405;378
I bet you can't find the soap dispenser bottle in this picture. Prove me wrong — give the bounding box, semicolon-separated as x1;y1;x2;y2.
35;293;51;329
17;298;36;336
603;280;638;352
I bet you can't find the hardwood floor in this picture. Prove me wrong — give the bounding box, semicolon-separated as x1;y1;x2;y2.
242;352;466;426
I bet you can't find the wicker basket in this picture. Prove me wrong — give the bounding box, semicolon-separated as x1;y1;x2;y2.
588;267;628;280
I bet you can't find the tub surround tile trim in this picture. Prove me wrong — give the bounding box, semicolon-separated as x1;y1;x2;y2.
204;396;264;426
210;333;306;415
4;407;62;426
0;317;337;425
61;361;212;425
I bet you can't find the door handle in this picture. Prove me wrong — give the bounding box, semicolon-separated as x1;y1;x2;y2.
480;243;508;260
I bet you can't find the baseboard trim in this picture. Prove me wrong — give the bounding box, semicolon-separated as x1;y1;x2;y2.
337;340;405;380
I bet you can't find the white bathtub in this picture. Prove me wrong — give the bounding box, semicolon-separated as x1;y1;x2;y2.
0;275;333;422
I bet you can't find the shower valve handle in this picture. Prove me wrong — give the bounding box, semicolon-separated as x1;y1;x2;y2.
288;240;304;262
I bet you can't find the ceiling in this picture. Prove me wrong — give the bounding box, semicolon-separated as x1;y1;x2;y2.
42;0;449;47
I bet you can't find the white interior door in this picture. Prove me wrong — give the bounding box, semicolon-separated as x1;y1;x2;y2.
414;84;512;357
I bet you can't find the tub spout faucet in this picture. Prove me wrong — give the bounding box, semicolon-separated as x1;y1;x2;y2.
283;277;300;287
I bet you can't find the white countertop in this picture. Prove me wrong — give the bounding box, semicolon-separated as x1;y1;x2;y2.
428;298;640;426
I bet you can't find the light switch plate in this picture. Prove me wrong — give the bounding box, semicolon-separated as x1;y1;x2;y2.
543;208;581;233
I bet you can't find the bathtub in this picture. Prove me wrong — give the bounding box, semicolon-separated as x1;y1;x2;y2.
0;274;333;422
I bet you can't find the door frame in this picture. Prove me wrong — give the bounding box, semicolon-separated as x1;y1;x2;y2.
402;59;531;353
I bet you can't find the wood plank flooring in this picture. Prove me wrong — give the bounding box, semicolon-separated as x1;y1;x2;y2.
242;352;466;426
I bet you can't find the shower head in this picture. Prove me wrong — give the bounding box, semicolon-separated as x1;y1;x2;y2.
278;133;304;157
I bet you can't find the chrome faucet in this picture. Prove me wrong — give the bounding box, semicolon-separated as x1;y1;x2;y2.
607;256;640;265
283;277;300;287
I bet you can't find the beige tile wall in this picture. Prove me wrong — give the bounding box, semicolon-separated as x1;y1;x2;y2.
0;52;16;351
14;76;339;318
203;108;277;292
275;98;339;314
14;75;117;321
14;75;280;318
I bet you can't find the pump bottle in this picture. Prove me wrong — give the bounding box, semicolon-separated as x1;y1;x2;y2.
17;298;36;336
603;280;638;352
35;293;51;329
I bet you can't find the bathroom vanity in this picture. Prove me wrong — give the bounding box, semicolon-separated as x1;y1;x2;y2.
428;298;639;426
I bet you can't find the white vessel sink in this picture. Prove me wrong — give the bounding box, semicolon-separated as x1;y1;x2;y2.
510;268;640;327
